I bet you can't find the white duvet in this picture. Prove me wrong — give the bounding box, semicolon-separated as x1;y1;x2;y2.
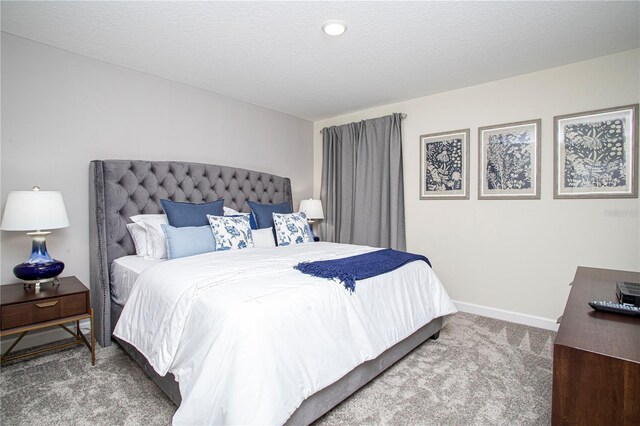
114;242;456;425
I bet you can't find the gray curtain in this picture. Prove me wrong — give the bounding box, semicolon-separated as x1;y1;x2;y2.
319;113;406;250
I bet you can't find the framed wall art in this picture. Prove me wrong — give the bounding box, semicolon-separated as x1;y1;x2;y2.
553;104;638;199
420;129;470;199
478;119;541;199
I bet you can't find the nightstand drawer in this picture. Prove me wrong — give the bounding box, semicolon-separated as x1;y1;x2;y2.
1;293;87;330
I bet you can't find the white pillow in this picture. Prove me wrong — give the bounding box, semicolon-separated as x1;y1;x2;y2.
253;227;276;248
207;214;254;251
130;214;168;259
272;212;313;246
223;206;240;216
126;223;148;257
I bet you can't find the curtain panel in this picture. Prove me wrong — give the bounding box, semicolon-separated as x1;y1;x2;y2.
320;113;406;250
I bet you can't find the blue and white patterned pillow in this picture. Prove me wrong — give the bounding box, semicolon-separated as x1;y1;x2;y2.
207;214;254;251
272;212;313;246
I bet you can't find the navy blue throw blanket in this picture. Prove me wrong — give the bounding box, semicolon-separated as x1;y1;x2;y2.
294;249;431;293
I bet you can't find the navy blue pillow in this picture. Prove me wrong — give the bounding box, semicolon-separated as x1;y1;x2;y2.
247;201;293;230
160;199;224;227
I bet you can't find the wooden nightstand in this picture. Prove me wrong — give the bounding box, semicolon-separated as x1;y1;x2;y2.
0;276;95;365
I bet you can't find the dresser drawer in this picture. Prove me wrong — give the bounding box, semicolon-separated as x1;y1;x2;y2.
1;293;87;330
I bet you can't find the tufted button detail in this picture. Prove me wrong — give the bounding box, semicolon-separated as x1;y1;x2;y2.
104;161;289;262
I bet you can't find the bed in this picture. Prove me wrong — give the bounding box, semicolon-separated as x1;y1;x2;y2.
89;159;455;425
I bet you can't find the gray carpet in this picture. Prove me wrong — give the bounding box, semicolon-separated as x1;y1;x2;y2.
0;313;555;425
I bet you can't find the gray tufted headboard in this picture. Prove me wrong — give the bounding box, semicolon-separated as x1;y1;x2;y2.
89;160;292;347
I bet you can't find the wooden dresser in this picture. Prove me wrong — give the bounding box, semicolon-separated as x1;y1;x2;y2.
552;267;640;425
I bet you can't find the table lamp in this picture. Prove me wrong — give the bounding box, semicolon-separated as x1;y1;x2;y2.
298;199;324;223
1;186;70;289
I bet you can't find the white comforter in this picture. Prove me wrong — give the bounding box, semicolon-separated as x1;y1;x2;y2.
114;242;456;425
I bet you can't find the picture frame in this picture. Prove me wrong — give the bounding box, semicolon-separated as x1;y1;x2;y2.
419;129;470;200
553;104;638;199
478;119;541;199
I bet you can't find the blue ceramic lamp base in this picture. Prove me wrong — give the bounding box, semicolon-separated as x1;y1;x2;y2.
14;232;65;289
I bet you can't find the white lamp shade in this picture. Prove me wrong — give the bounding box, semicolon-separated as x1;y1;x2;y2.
299;199;324;220
1;189;70;231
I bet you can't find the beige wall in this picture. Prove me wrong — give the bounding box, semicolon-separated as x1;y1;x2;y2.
313;49;640;322
1;33;314;285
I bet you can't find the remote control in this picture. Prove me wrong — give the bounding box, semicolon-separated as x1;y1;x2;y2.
588;300;640;317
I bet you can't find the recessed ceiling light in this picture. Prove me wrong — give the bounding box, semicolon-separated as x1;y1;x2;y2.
322;20;347;36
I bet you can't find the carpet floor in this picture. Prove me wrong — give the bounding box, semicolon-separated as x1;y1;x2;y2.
0;312;555;425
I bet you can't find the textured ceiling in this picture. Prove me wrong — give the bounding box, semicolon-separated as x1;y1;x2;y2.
2;1;638;120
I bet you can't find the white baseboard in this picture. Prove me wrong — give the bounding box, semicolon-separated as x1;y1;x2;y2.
453;300;559;331
0;319;92;352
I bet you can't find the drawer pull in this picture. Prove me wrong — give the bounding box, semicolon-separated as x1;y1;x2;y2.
35;301;59;308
